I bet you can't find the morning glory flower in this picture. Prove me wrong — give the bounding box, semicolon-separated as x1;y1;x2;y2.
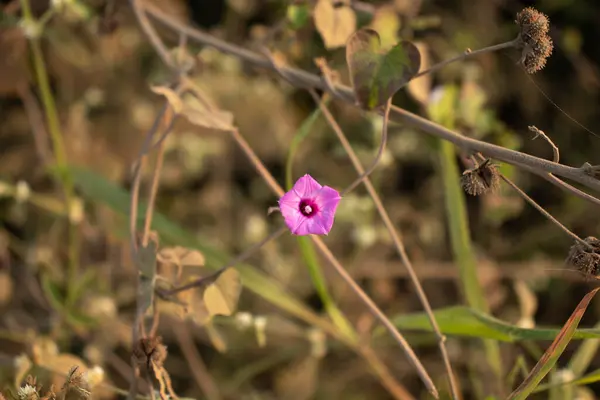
278;174;341;236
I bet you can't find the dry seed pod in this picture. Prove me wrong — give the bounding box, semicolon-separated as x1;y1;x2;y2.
566;236;600;277
133;336;168;370
460;159;500;196
516;7;550;39
515;7;554;74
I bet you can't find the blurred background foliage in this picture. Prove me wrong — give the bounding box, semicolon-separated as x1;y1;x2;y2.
2;0;600;399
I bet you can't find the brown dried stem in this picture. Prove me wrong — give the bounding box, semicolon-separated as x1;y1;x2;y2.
142;2;600;196
413;39;521;80
310;89;460;399
341;99;392;195
473;154;589;249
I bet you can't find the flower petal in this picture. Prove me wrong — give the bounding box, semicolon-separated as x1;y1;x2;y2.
292;174;322;198
314;186;341;212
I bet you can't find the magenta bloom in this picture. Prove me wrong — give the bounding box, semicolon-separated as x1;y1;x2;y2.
279;174;341;236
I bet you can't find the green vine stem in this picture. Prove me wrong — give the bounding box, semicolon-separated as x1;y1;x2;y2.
19;0;79;306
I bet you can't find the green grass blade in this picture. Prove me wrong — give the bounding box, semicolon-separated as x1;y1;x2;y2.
383;306;600;342
509;287;600;399
284;98;356;341
69;166;338;336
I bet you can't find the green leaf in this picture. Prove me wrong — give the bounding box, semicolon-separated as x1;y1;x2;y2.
346;28;420;110
204;268;242;317
41;273;65;312
68;167;336;335
287;3;310;30
383;306;600;342
509;287;600;399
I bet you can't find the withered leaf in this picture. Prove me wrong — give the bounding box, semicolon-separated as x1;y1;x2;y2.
314;0;356;49
158;246;205;268
203;268;242;317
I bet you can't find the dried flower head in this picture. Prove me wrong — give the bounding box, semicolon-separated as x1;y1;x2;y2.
62;366;90;400
17;384;39;400
279;174;341;236
566;236;600;277
516;7;549;39
133;336;168;370
515;7;554;74
460;159;500;196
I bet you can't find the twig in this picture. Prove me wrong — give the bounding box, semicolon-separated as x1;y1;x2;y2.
161;226;287;297
474;154;590;249
142;109;176;246
529;126;559;163
500;175;589;248
142;3;600;195
172;321;222;400
341;99;391;196
310;90;460;399
229;127;439;398
129;0;174;68
413;39;520;80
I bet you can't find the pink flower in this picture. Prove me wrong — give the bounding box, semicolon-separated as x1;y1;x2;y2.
279;174;341;236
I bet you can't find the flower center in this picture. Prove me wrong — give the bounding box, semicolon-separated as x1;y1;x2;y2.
299;199;318;217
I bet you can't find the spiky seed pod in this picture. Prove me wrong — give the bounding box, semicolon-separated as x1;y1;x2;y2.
515;7;554;74
566;236;600;277
461;159;500;196
521;36;554;74
516;7;550;39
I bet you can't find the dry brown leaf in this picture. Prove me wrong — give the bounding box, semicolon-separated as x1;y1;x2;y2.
205;320;227;353
150;85;183;113
158;246;205;268
181;95;234;131
314;0;356;49
204;268;242;317
407;41;431;106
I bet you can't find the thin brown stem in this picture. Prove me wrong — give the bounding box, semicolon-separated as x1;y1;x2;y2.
161;226;287;297
341;99;391;196
129;0;173;68
473;154;589;249
142;109;175;246
142;3;600;195
529;126;559;163
413;39;520;80
311;91;460;399
229;127;439;398
500;174;589;248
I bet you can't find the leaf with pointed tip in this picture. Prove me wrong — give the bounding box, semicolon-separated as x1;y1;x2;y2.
346;28;421;110
509;287;600;400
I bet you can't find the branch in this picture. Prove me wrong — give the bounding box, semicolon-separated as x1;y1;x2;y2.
142;2;600;196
